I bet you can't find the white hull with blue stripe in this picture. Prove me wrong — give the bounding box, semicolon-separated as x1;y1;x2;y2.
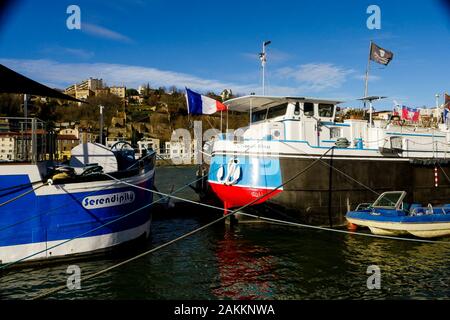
0;143;156;266
0;220;151;264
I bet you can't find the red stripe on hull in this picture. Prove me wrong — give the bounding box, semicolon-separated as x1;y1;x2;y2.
209;182;282;209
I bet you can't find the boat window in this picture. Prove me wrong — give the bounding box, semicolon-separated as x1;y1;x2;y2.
318;103;334;117
252;109;267;122
251;103;288;122
372;191;405;209
267;103;288;119
303;102;314;116
330;127;341;138
294;102;301;115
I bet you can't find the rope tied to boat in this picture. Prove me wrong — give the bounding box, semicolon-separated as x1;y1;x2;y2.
0;180;51;208
105;168;450;247
7;144;450;299
438;162;450;183
30;147;336;299
0;179;45;194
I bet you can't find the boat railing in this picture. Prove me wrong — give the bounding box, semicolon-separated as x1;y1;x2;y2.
355;203;372;211
409;203;450;216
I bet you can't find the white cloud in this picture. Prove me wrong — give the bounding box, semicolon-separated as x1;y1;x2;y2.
40;46;94;59
0;58;257;94
0;58;357;99
82;23;133;43
276;63;355;92
63;48;95;59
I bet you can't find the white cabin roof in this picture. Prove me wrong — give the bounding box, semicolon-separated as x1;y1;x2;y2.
224;95;343;112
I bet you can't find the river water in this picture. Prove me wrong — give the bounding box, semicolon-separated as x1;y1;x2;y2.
1;166;450;300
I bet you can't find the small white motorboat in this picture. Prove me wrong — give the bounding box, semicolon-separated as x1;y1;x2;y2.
346;191;450;238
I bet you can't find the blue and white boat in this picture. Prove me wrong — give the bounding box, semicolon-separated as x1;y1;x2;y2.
0;140;155;266
0;64;157;266
201;95;450;226
346;191;450;238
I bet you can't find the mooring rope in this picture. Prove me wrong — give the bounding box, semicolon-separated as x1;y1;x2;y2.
438;162;450;184
0;179;165;270
10;141;450;299
30;213;231;300
280;141;381;196
0;179;124;234
0;179;44;194
0;181;50;208
0;151;157;234
0;137;260;236
105;165;450;245
106;172;450;245
0;135;253;232
1;144;230;269
31;145;450;299
236;212;450;245
30;147;335;299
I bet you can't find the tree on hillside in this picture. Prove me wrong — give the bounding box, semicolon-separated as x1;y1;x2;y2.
206;91;221;101
53;93;123;127
0;93;23;116
142;83;152;98
126;88;139;96
85;93;124;124
34;98;58;123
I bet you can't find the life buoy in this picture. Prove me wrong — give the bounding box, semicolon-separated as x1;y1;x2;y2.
217;158;241;185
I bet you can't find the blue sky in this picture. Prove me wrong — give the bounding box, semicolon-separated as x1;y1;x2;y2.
0;0;449;109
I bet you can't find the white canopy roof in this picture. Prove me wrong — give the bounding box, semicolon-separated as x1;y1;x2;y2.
70;142;118;173
224;95;343;112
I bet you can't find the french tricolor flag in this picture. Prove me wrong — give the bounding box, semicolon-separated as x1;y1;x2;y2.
185;88;227;115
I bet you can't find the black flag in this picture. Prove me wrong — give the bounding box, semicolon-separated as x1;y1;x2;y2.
370;42;394;65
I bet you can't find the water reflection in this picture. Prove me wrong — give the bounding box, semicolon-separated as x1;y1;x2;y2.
213;225;276;299
341;232;450;299
2;212;450;300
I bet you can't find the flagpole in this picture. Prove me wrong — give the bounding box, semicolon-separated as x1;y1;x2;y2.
260;41;271;96
185;88;191;134
226;108;229;132
220;110;223;132
364;41;372;99
250;98;253;128
262;41;266;96
364;40;372;125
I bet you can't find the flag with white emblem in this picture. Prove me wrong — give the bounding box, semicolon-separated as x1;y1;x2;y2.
370;42;394;65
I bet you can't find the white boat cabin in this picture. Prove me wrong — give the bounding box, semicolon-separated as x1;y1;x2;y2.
225;95;354;147
223;95;450;155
